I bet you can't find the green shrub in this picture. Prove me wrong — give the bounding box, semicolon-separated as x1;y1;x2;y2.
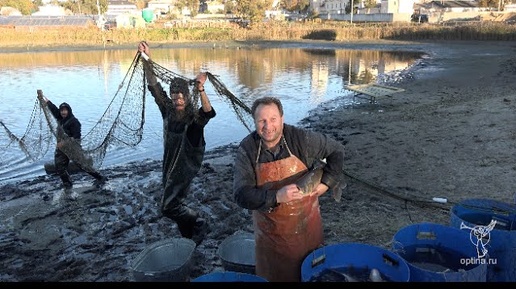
302;29;337;40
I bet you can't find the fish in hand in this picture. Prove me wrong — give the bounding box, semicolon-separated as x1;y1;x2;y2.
295;161;345;202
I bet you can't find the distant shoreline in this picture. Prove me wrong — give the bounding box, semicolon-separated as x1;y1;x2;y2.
0;39;441;54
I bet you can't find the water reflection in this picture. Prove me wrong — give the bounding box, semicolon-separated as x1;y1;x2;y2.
0;46;423;183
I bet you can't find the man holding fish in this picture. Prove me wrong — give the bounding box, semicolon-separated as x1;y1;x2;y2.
233;96;346;282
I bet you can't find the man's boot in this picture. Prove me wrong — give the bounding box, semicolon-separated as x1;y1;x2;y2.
191;218;210;246
59;171;73;190
92;173;108;188
175;211;198;239
164;207;208;245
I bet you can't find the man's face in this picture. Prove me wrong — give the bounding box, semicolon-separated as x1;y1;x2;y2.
171;92;186;111
60;107;69;119
254;103;284;149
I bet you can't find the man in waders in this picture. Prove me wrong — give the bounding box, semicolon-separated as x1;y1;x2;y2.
233;96;345;282
39;92;107;190
138;41;215;245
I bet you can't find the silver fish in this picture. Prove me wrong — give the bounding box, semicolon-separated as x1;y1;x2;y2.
326;268;358;282
295;163;345;202
369;268;384;282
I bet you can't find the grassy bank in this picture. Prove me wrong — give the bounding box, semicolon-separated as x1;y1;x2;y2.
1;21;516;49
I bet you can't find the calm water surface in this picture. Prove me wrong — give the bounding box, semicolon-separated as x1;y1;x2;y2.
0;46;423;184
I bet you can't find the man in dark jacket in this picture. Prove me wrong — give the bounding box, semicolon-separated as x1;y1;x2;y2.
39;91;107;190
233;96;345;282
138;41;215;245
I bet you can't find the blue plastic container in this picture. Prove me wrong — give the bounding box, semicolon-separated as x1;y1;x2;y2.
191;271;268;282
450;198;516;282
301;243;410;282
392;222;487;282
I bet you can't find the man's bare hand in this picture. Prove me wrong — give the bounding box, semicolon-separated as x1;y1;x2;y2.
310;183;329;197
276;184;303;203
138;41;150;57
196;72;207;88
37;90;48;103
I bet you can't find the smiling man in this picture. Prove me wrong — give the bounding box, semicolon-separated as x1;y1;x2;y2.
232;96;346;282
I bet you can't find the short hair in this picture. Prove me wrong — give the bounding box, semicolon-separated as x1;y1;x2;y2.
251;97;284;119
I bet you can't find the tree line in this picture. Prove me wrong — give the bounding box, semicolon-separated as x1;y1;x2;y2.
1;0;321;27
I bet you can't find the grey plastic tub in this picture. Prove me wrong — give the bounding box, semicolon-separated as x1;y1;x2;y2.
217;232;256;274
130;238;196;282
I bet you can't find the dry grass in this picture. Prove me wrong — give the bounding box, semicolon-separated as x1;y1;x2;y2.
1;21;516;49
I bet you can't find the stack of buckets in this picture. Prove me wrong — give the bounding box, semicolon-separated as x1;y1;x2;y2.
301;242;411;282
300;198;516;282
392;222;487;282
449;198;516;282
192;198;515;282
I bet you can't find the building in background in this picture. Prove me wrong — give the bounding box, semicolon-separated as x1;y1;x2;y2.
380;0;415;14
0;6;22;16
106;0;139;19
148;0;175;15
203;1;225;14
310;0;324;14
32;4;69;16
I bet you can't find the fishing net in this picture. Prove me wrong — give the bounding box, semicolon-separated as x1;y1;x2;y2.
0;51;254;172
148;54;253;132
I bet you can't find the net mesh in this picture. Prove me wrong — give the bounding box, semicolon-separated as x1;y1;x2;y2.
1;51;254;172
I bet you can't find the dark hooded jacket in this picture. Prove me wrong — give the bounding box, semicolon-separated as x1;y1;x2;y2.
47;101;82;141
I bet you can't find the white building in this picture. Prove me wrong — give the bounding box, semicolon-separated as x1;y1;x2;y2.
32;4;68;16
106;0;139;19
321;0;347;15
310;0;325;14
317;0;414;15
380;0;415;14
505;3;516;12
205;1;225;14
148;0;174;15
41;0;69;3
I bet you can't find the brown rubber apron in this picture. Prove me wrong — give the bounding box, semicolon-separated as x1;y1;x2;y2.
253;140;323;282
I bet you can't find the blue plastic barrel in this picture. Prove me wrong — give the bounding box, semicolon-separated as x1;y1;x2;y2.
450;198;516;282
301;243;410;282
191;271;268;282
392;222;487;282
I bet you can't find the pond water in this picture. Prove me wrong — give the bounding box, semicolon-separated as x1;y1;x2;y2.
0;46;424;184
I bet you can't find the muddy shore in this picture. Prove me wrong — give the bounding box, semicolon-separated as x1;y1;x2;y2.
1;40;516;281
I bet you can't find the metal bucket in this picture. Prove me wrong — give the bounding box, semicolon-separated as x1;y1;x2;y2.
392;222;487;282
450;198;516;282
301;243;410;282
130;238;196;282
217;232;256;274
191;271;267;282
